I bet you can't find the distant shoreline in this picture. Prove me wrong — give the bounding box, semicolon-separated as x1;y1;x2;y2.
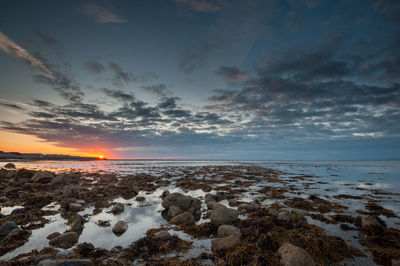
0;151;98;161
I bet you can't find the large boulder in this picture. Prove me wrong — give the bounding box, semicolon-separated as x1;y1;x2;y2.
278;242;316;266
167;205;182;218
4;163;16;169
169;212;194;225
0;221;19;240
63;185;81;199
162;193;201;213
211;234;241;251
49;232;79;249
218;225;241;239
210;207;239;225
50;174;71;185
31;171;55;183
113;221;128;236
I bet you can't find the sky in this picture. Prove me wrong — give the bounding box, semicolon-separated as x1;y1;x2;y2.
0;0;399;160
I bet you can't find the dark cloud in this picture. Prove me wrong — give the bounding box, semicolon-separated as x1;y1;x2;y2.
0;102;24;110
85;60;106;74
101;88;135;102
108;62;159;86
35;30;60;47
141;84;170;97
215;66;248;82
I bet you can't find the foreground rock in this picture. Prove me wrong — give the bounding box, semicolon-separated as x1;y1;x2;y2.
155;230;171;241
169;212;195;225
212;234;241;251
162;193;201;214
31;171;55;183
50;174;71;185
4;162;16;169
38;259;94;265
111;203;124;214
49;232;79;249
113;221;128;236
210;207;239;225
63;185;81;199
69;214;84;232
218;225;241;239
0;221;19;240
278;242;316;266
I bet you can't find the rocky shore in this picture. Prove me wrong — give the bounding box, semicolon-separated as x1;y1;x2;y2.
0;162;399;265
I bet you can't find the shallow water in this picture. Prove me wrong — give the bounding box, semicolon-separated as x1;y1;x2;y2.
1;160;399;262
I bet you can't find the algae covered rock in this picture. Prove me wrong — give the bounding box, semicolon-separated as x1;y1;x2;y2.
278;242;316;266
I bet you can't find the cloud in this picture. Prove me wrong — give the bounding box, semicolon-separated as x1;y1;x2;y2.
176;0;220;12
79;3;127;23
108;62;159;86
34;30;61;47
0;31;52;77
85;60;106;74
215;65;248;82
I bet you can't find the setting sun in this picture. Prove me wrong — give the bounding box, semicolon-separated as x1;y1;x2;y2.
98;155;104;159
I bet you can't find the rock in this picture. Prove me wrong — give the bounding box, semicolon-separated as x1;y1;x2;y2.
254;196;267;203
47;232;61;240
155;230;171;241
136;196;146;202
111;203;124;214
268;207;279;217
113;221;128;236
50;174;71;185
0;221;18;240
49;232;79;249
2;228;30;242
55;249;76;258
266;191;273;197
228;199;239;207
238;202;260;213
392;259;400;266
205;193;216;203
69;203;84;212
277;210;291;223
210;207;239;225
38;259;94;266
169;212;195;225
75;199;85;205
361;215;381;229
211;234;241;251
218;225;241;239
53;189;63;196
31;171;55;183
207;201;226;210
97;220;111;227
5;187;20;198
16;168;35;179
70;214;84;232
202;185;212;192
162;193;201;213
4;163;16;169
61;198;77;209
161;190;170;199
167;205;182;218
278;242;316;266
63;185;81;199
100;174;117;182
292;208;306;216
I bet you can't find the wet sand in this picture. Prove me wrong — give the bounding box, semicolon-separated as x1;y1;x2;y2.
0;161;399;265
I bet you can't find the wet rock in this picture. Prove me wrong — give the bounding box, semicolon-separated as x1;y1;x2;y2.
267;207;279;217
113;221;128;236
16;168;35;179
31;170;55;183
4;162;15;169
97;220;111;227
218;225;241;239
111;203;124;214
360;215;381;229
76;199;85;205
63;185;81;199
169;212;195;225
205;193;216;203
211;234;241;251
155;230;171;241
210;207;239;225
2;228;30;242
0;221;18;240
47;232;62;240
69;202;84;212
238;202;260;213
255;196;267;203
136;196;146;202
100;174;117;182
392;259;400;266
38;259;94;266
278;242;316;266
49;231;79;249
292;208;306;216
207;201;226;210
50;174;71;185
55;249;76;258
167;205;182;218
277;209;291;223
53;189;63;196
202;185;212;192
161;190;170;199
121;190;138;200
70;214;84;232
5;187;20;198
228;199;239;207
162;192;201;213
60;198;77;209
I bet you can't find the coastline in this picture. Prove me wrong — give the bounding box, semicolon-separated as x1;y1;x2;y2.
0;161;399;265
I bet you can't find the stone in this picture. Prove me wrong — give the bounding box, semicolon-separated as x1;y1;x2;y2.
111;203;124;214
50;174;71;185
16;168;35;179
0;221;18;240
238;202;260;213
38;259;94;266
2;228;30;242
55;250;76;258
207;201;226;210
169;212;195;225
69;203;84;212
31;171;55;183
211;235;241;251
210;207;239;225
161;190;170;199
5;187;20;198
292;208;306;216
113;221;128;236
162;193;201;212
268;207;279;217
136;196;146;202
100;174;117;182
361;215;381;229
228;199;238;207
97;220;111;227
53;189;63;196
70;214;84;232
47;232;62;240
392;259;400;266
277;210;291;222
63;185;81;199
4;163;16;169
155;230;171;241
205;193;216;203
60;198;77;209
167;205;182;218
202;185;212;192
218;225;241;239
49;232;79;249
278;242;316;266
